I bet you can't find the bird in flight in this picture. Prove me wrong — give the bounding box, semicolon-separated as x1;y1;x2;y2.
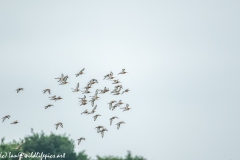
77;137;85;145
89;98;96;107
117;100;124;105
112;103;120;111
108;72;114;80
103;72;111;80
79;95;87;101
89;105;97;114
81;109;89;115
90;89;100;101
2;115;10;122
55;74;64;82
59;80;69;85
81;88;91;94
12;67;131;144
49;95;63;101
99;87;109;94
79;95;87;106
55;122;63;130
115;85;123;90
45;104;53;109
76;68;85;77
121;104;131;111
93;114;101;121
13;140;24;150
113;91;120;95
118;69;127;75
53;96;63;101
95;126;104;133
116;121;125;129
110;88;118;94
104;71;114;80
83;83;92;90
16;88;24;93
11;120;19;124
72;83;80;92
112;79;121;84
99;128;108;138
58;75;69;85
88;79;98;85
108;100;116;110
110;116;119;125
121;89;130;95
42;89;51;94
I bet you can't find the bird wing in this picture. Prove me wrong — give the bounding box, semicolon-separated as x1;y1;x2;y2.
91;101;94;107
50;95;56;99
112;106;115;110
110;119;113;125
95;90;98;96
58;74;64;81
81;110;87;114
55;124;58;130
101;131;104;138
93;105;97;111
17;143;23;149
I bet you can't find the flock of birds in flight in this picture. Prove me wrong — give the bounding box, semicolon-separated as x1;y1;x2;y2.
2;68;131;149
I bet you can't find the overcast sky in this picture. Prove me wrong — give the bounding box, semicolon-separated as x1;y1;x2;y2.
0;1;240;160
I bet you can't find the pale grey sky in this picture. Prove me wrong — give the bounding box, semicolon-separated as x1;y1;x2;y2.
0;0;240;160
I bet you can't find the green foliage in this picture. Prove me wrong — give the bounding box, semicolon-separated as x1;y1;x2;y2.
96;155;123;160
22;130;76;160
125;151;146;160
0;137;37;160
0;129;146;160
76;150;91;160
96;151;146;160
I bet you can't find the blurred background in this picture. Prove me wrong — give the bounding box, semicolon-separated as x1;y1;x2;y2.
0;0;240;160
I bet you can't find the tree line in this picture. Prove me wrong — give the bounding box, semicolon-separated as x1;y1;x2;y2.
0;129;146;160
